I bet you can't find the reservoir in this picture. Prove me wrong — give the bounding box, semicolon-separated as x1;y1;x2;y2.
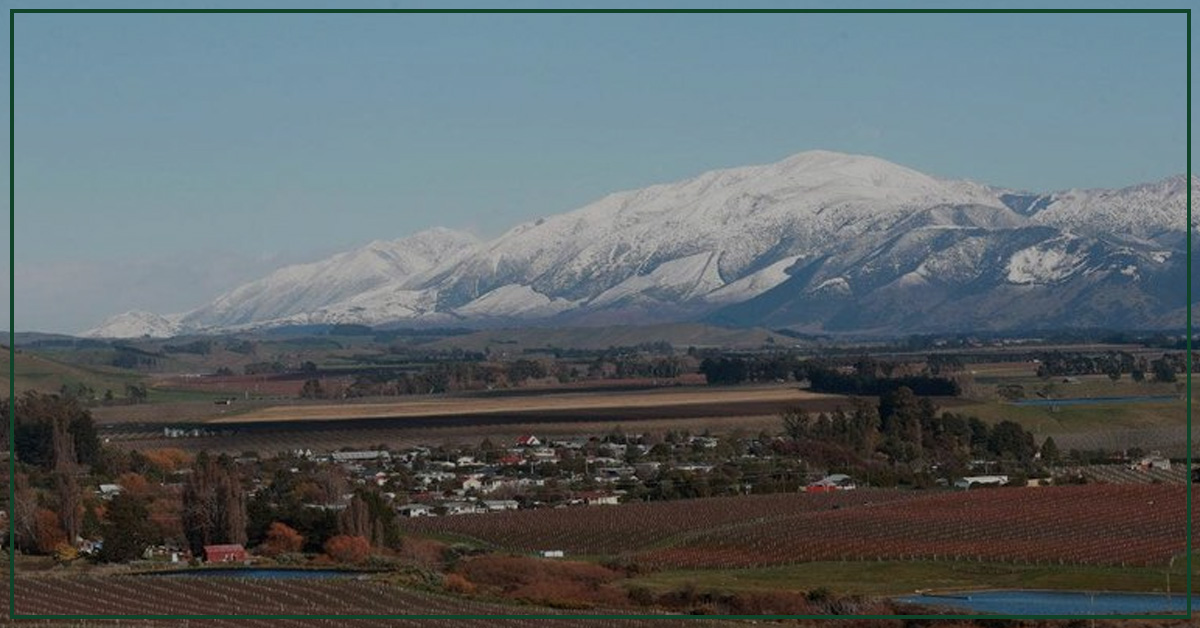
896;590;1194;615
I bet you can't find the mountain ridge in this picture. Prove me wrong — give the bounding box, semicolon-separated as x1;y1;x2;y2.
84;151;1196;338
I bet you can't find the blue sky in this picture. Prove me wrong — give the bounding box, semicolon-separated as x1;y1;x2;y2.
2;2;1193;333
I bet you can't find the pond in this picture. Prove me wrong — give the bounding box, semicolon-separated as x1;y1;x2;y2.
1009;395;1178;407
895;590;1195;615
145;568;364;580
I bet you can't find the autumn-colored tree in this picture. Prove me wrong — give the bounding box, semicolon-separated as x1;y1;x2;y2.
260;522;304;557
337;494;371;539
142;448;191;474
116;472;152;498
12;473;39;553
323;534;370;563
33;508;67;554
54;472;82;544
337;490;402;549
182;452;248;556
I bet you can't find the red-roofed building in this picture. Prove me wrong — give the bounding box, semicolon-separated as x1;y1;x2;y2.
515;435;541;447
204;544;247;563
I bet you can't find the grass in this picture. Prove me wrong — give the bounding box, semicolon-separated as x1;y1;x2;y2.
627;560;1198;597
952;400;1186;435
1;348;146;396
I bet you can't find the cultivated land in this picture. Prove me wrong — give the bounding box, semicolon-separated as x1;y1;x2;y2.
210;385;841;424
6;331;1195;625
409;485;1192;571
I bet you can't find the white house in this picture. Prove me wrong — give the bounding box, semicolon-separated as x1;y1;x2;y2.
954;475;1009;490
397;503;435;518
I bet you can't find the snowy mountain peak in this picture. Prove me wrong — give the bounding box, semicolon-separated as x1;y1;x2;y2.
83;311;183;339
84;153;1194;337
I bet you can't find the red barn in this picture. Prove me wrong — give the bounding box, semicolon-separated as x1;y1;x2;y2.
204;544;247;563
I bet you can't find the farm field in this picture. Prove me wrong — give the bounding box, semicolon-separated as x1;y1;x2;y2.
410;485;1192;571
209;385;842;424
1;574;742;626
408;489;929;556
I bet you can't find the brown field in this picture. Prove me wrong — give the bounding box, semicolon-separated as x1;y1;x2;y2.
412;485;1192;570
210;385;843;424
2;574;744;626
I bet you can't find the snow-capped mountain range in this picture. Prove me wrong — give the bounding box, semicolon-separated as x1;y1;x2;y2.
85;150;1196;338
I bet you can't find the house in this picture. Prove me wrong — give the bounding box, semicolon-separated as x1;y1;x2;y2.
97;484;123;500
540;550;565;558
204;544;247;563
954;475;1009;490
443;501;484;516
331;450;391;463
482;499;520;512
515;435;541;447
806;474;857;492
577;491;621;506
397;503;435;518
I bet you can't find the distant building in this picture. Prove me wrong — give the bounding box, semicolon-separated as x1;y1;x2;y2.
516;435;541;447
577;491;620;506
1131;453;1171;471
954;475;1009;490
331;450;391;463
397;504;434;518
806;474;857;492
204;544;247;563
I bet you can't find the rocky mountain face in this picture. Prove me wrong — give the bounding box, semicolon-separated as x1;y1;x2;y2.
85;151;1195;338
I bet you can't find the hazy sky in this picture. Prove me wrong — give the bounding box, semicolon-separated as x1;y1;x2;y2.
3;2;1192;333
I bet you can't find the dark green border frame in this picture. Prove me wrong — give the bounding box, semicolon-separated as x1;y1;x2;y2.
5;6;1192;622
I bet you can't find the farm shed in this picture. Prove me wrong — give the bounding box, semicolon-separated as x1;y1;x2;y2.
204;544;247;563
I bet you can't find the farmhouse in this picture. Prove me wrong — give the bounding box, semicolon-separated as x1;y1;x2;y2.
577;491;621;506
397;503;434;518
331;450;391;463
443;501;484;516
204;544;247;563
515;435;541;447
806;474;857;492
954;475;1009;490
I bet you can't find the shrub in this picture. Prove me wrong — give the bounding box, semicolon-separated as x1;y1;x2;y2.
323;535;370;564
443;573;476;595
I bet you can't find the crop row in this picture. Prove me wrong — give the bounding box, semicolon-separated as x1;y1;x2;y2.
636;484;1192;569
406;489;928;555
3;575;739;626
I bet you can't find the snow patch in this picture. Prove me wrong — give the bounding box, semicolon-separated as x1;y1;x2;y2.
1005;246;1084;284
453;284;578;318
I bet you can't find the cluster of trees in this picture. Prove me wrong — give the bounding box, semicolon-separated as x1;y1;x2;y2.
1034;350;1189;383
780;386;1038;476
245;462;402;559
802;365;959;397
698;354;796;385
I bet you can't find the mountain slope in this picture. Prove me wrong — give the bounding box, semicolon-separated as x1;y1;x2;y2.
84;151;1193;337
177;227;479;329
